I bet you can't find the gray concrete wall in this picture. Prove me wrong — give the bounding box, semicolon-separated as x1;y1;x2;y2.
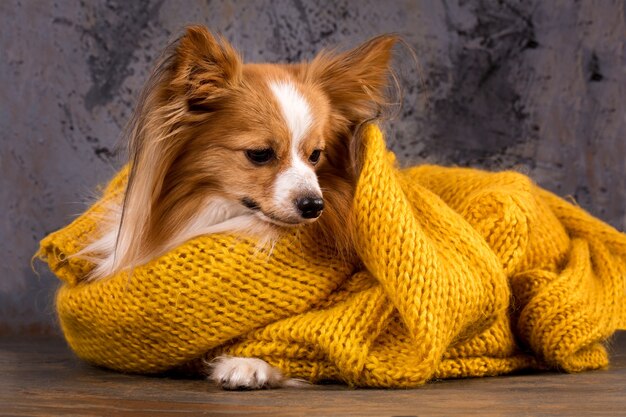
1;0;625;335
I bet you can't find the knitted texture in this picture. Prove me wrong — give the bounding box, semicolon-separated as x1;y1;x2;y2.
38;125;626;387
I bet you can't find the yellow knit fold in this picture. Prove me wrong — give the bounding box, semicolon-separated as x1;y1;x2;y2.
38;124;626;387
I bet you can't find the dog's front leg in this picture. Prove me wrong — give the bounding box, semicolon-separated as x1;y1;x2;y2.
208;356;290;390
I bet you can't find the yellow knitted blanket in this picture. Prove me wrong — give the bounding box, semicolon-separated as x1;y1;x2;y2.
38;125;626;387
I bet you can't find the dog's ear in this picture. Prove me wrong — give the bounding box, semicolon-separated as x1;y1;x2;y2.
109;26;242;274
308;34;398;126
171;25;243;111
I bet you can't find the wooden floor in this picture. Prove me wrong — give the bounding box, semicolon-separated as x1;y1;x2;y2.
2;333;626;416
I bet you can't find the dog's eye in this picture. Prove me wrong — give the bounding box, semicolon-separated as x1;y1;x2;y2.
309;149;322;164
245;149;274;165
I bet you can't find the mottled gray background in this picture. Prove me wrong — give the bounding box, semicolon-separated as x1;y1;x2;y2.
1;0;625;335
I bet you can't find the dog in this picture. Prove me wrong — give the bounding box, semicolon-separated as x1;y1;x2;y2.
81;25;398;389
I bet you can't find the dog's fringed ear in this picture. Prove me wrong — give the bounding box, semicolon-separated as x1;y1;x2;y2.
308;34;398;126
172;26;243;112
109;26;242;275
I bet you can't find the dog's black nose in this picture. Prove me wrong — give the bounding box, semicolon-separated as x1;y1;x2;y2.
296;197;324;219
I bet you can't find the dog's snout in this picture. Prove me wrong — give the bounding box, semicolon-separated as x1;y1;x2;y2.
295;197;324;219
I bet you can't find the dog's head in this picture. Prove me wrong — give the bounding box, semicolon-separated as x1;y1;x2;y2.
115;26;398;270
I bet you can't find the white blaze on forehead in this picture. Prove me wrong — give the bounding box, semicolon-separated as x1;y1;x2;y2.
269;80;313;144
269;80;321;212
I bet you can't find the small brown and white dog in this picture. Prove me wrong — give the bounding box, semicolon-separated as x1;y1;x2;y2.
82;26;398;389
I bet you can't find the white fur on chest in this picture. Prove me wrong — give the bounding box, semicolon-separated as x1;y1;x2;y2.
83;196;272;280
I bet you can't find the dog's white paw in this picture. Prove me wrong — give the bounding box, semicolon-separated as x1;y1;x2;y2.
209;356;286;390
